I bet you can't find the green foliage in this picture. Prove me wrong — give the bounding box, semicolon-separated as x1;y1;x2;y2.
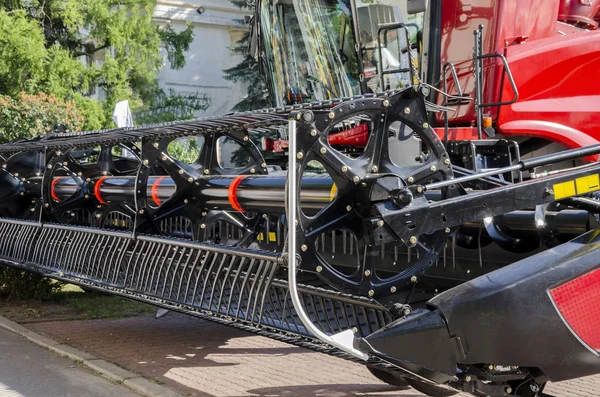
0;92;85;143
134;88;210;125
0;1;196;127
0;267;63;301
167;137;203;164
223;3;271;112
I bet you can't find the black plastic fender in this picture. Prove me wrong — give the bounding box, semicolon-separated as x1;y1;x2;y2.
429;229;600;381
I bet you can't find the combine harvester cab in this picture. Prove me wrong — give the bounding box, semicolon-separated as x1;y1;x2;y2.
1;1;600;397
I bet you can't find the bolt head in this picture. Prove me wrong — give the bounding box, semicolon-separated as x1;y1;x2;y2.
200;223;206;229
382;99;390;107
407;176;414;184
505;387;512;394
143;159;149;166
409;236;417;244
403;107;410;115
184;199;189;204
390;286;397;293
310;129;317;137
243;136;249;142
444;158;451;165
20;192;25;196
371;165;378;173
161;155;167;161
152;142;159;148
416;186;423;193
261;163;267;168
296;152;303;159
430;165;437;172
1;164;5;169
352;176;360;184
202;211;207;216
410;275;418;283
85;195;90;199
95;214;102;219
300;244;308;252
328;111;335;119
250;168;256;174
346;205;352;212
204;169;209;175
319;147;327;155
188;177;194;183
86;178;91;182
55;151;62;156
178;169;184;175
488;364;494;370
47;164;53;169
341;166;348;173
465;376;472;382
364;270;371;276
316;265;323;273
368;290;375;297
44;203;49;208
445;227;451;233
376;220;384;227
423;122;429;129
138;209;145;215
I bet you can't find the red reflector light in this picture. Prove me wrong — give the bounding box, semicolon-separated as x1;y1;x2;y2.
550;267;600;352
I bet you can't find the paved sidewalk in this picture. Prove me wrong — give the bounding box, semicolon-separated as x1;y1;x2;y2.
26;313;599;397
0;326;141;397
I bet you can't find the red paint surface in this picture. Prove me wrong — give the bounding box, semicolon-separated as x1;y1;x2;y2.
436;0;600;151
550;267;600;351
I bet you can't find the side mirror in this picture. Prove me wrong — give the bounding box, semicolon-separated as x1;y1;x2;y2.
407;0;427;14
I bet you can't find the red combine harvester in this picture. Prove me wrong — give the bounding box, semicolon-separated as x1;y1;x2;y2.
0;1;599;396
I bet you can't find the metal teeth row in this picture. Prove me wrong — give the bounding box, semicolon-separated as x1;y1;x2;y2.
0;88;411;155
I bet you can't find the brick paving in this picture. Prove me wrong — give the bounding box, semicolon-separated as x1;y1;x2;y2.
27;314;598;397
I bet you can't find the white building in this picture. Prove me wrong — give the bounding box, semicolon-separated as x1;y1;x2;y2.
154;0;251;117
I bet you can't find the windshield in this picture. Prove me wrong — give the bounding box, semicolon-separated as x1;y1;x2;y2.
259;0;361;105
258;0;425;106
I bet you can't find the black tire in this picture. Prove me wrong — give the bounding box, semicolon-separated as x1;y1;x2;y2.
367;367;408;387
404;378;458;397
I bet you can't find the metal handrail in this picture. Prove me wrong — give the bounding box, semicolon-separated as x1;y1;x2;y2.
285;118;369;361
473;25;519;139
377;22;415;90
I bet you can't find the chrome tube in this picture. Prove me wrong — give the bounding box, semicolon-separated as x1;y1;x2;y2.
286;117;369;361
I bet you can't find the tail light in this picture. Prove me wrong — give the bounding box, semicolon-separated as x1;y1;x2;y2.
549;267;600;352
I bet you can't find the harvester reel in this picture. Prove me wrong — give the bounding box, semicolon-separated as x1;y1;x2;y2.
43;145;140;226
292;88;456;298
0;150;45;219
138;129;267;242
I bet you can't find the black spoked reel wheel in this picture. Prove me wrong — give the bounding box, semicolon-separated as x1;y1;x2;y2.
0;150;46;220
291;86;458;299
42;144;140;227
138;129;268;246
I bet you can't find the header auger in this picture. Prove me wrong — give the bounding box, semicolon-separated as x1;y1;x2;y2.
1;85;600;397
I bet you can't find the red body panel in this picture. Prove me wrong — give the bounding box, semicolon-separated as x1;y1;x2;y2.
436;0;600;150
497;32;600;147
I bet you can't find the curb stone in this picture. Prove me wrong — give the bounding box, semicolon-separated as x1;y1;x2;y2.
0;315;184;397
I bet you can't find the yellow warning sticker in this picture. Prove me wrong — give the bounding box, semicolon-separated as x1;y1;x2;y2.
257;232;278;242
575;174;600;195
554;181;576;200
554;174;600;200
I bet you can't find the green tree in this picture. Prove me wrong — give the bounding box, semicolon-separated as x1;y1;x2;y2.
0;1;198;130
223;2;271;112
